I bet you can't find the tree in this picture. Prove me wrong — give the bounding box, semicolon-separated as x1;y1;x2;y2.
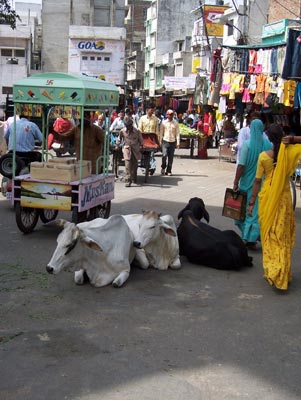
0;0;20;30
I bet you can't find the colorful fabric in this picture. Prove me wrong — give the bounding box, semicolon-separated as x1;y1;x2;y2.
257;143;301;290
235;119;272;242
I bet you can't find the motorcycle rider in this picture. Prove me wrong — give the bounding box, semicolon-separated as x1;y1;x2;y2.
4;114;42;162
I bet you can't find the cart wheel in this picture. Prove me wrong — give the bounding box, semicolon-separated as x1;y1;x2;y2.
15;203;39;233
143;152;150;183
90;201;111;220
0;154;24;178
39;209;59;223
71;207;87;224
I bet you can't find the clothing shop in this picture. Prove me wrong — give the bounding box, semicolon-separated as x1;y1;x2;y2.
209;26;301;134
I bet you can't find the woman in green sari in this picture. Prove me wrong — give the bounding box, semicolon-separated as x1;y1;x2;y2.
233;118;272;248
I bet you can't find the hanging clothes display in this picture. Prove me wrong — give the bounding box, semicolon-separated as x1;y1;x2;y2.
282;29;301;80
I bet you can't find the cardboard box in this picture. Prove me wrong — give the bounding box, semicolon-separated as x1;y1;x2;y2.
30;160;92;182
48;157;77;165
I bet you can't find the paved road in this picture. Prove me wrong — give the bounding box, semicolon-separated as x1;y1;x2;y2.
1;149;301;400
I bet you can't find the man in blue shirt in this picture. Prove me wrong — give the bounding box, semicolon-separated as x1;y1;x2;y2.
4;115;43;162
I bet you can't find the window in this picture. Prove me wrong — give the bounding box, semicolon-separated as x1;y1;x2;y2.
81;13;90;25
149;65;155;80
15;49;25;57
175;63;183;77
150;34;156;49
1;49;12;57
2;87;13;95
227;20;234;36
143;8;147;21
80;53;112;73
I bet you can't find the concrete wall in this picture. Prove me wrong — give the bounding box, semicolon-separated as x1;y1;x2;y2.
248;0;269;44
156;0;199;57
41;0;70;72
268;0;300;22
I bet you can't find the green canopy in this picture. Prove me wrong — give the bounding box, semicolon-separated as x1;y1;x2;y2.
13;72;119;107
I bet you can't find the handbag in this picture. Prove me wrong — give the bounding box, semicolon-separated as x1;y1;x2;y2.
222;188;247;221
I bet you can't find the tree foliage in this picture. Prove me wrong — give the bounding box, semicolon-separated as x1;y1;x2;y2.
0;0;21;30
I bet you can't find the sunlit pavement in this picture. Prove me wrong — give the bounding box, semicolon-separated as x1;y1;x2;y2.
0;148;301;400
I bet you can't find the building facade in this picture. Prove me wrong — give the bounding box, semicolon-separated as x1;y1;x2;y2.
0;1;41;107
144;0;199;97
42;0;127;86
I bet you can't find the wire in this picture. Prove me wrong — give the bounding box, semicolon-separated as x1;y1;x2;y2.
231;0;245;16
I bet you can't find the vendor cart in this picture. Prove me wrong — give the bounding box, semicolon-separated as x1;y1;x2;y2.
9;72;119;233
140;133;160;183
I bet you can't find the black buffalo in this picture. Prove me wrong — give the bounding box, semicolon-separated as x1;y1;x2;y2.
177;197;253;270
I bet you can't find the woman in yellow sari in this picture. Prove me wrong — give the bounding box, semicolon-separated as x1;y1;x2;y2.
248;124;301;290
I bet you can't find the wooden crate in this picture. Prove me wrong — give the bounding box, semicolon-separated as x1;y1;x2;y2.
30;160;92;182
179;137;191;149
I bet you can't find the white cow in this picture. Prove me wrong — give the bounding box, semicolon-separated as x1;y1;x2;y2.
46;215;135;288
122;211;181;270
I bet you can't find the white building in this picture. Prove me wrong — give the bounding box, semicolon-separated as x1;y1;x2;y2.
144;0;199;97
42;0;127;86
0;1;42;107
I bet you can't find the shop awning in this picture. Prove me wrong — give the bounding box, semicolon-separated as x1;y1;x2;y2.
13;72;119;107
222;41;286;50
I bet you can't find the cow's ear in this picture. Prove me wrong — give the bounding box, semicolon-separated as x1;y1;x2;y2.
162;225;177;237
81;236;103;252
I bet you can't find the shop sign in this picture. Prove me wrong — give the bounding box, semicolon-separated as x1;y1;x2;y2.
262;20;286;38
79;176;114;211
204;5;229;37
164;76;196;90
78;40;105;51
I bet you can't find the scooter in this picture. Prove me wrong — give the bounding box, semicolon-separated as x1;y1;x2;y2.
0;151;39;200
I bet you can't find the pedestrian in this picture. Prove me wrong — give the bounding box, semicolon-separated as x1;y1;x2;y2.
159;109;180;176
138;105;160;174
109;110;125;178
138;105;160;136
117;117;144;187
197;114;204;133
232;118;272;248
236;111;268;165
248;125;301;290
4;114;43;163
94;112;105;129
221;112;236;139
54;113;104;174
0;120;7;155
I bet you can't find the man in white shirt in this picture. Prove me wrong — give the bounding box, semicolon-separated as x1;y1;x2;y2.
159;109;180;176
